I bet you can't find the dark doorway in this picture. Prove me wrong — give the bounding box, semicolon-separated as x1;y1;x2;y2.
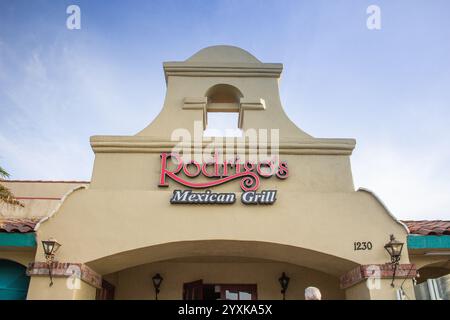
96;279;115;300
183;279;204;300
183;280;257;300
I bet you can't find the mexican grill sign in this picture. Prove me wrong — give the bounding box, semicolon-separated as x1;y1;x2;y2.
158;152;288;205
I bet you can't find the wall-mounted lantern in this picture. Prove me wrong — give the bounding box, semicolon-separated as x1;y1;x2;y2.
384;234;404;287
41;238;61;286
278;272;290;300
152;273;163;300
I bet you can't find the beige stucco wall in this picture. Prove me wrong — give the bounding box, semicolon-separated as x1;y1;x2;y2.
3;181;87;199
27;276;96;300
0;181;88;218
31;186;408;274
0;249;35;267
345;279;415;300
112;260;344;300
90;153;355;192
345;281;371;300
138;76;308;138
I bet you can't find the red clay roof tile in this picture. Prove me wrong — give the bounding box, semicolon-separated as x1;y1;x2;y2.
402;220;450;236
0;217;40;233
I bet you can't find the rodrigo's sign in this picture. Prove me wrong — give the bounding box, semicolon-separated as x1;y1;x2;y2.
158;153;288;205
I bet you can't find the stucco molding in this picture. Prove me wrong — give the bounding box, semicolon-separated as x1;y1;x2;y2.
340;264;417;289
182;97;208;110
238;98;266;129
90;136;356;155
34;185;88;231
357;187;410;233
163;62;283;83
27;262;102;289
182;97;207;129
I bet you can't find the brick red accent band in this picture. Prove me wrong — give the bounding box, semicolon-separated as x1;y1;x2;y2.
340;264;417;289
27;262;102;289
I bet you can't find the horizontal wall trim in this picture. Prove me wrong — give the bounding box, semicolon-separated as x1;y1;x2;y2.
407;235;450;249
90;137;356;155
163;62;283;82
91;148;354;156
14;197;61;200
0;233;36;248
1;180;90;184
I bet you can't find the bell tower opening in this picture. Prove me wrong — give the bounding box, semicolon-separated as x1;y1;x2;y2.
204;84;243;137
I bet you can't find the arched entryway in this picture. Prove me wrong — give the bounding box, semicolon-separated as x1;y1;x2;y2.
86;240;359;300
0;259;30;300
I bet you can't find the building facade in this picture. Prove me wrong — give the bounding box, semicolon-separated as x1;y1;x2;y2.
1;46;449;300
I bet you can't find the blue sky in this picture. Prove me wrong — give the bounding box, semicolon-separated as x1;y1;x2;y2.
0;0;449;220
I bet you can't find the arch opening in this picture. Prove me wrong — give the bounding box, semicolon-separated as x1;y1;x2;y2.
86;240;358;276
205;84;243;105
87;240;357;300
0;259;30;300
204;84;243;137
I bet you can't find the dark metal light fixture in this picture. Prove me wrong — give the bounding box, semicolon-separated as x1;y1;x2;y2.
278;272;290;300
41;238;61;286
152;273;163;300
384;234;404;287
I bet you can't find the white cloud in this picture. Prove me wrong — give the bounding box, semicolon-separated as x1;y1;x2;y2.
352;141;450;220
